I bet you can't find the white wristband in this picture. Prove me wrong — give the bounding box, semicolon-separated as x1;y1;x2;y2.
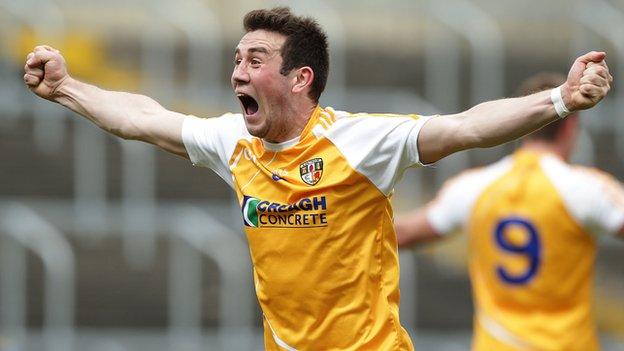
550;86;570;118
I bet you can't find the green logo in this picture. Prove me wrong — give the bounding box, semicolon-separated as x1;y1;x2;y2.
242;196;260;227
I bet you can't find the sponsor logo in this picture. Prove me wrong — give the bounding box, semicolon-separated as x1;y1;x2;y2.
241;195;328;228
299;158;323;185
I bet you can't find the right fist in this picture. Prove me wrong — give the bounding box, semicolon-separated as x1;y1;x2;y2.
24;45;69;100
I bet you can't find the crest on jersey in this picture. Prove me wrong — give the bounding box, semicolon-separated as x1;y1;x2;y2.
299;158;323;186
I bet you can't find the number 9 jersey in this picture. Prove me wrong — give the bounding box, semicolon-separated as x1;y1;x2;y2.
426;149;624;351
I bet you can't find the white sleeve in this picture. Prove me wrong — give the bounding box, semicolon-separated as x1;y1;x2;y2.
181;113;248;188
426;158;514;235
542;157;624;236
322;111;433;196
426;175;471;235
589;175;624;235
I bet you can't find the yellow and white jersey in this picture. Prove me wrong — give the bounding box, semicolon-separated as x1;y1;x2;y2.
182;106;430;350
427;149;624;351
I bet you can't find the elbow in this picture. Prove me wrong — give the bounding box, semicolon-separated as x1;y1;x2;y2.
462;132;492;149
116;129;137;141
105;116;142;141
113;95;163;141
469;132;504;149
454;118;495;150
438;119;481;158
421;112;503;162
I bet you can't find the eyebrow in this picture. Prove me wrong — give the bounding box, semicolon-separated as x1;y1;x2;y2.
235;46;270;55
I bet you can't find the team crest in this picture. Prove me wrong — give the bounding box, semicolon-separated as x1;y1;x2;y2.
299;158;323;186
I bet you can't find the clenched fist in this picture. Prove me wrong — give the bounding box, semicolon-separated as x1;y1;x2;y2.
562;51;613;112
24;45;70;101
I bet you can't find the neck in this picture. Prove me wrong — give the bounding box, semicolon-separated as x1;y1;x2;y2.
265;101;317;143
520;140;568;161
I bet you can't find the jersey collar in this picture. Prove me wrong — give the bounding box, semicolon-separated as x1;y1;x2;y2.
260;105;322;152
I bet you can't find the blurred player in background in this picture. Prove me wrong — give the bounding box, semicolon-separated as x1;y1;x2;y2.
24;5;612;350
395;73;624;351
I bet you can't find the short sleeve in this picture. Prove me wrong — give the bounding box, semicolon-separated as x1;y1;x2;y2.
541;157;624;237
427;158;514;235
426;176;470;235
321;111;433;196
182;113;248;188
589;174;624;234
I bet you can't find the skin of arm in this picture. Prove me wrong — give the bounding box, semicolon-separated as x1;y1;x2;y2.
418;51;613;164
23;45;188;158
394;206;445;248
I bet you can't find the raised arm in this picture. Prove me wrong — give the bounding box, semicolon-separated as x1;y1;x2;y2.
418;51;613;164
23;45;188;158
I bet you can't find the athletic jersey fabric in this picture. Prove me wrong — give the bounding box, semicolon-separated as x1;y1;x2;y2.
427;149;624;351
183;106;431;350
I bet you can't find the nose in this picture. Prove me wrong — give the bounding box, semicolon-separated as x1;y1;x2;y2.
232;63;250;86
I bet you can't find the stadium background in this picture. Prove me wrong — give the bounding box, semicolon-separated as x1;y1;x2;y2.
1;0;623;350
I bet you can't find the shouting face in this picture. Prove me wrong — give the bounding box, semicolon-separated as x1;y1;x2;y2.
232;30;295;142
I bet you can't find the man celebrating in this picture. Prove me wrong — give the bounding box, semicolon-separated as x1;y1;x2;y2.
24;7;612;351
395;73;624;351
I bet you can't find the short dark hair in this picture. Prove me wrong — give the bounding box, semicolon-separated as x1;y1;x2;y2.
516;72;572;141
243;7;329;102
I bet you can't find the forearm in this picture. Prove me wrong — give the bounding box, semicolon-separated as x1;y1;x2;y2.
25;46;188;157
54;77;165;140
459;89;556;149
419;89;558;163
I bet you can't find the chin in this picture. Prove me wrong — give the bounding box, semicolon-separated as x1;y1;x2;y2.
244;115;270;138
245;124;268;139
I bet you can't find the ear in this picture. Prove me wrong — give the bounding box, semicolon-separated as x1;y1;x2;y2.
291;66;314;94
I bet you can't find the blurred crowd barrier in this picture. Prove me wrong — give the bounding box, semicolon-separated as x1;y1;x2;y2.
1;0;623;350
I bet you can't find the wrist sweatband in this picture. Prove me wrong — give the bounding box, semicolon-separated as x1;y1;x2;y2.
550;86;570;118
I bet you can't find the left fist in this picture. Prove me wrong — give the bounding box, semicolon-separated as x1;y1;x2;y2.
562;51;613;111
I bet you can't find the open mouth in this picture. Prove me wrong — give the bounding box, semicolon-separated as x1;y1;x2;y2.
237;94;259;116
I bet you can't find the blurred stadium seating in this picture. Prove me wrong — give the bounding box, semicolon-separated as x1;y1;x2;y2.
1;0;623;350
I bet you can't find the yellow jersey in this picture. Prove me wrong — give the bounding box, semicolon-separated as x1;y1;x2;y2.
426;149;624;351
183;106;430;350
